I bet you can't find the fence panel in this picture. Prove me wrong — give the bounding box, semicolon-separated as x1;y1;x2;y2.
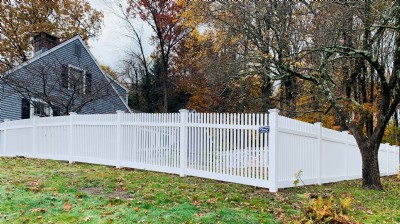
275;116;319;188
72;114;118;166
120;113;181;175
320;128;347;182
185;113;270;188
4;119;32;157
35;116;70;160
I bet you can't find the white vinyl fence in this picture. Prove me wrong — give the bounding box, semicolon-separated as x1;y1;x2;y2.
0;109;398;192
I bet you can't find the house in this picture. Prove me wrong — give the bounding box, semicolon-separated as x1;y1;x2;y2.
0;32;131;121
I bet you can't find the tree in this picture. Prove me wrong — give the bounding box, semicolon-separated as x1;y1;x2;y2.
0;0;103;71
127;0;190;112
283;1;400;189
189;1;399;189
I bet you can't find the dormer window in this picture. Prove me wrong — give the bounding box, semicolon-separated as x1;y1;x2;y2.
61;65;91;94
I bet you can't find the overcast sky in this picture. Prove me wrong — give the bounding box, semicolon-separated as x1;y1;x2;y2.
87;0;152;71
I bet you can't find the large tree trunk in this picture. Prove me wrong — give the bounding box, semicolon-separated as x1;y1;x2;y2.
360;142;382;190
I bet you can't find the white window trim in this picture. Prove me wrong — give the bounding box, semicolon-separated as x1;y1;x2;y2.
67;64;87;94
30;98;54;117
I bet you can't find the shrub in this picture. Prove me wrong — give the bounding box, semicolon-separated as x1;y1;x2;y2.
292;194;355;223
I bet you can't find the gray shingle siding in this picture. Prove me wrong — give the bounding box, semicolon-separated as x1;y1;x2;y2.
0;84;22;121
0;37;129;122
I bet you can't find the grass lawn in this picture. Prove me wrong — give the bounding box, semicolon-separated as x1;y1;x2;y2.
0;157;399;223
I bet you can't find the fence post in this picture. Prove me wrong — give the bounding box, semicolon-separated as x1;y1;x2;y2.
3;119;10;156
179;109;189;177
397;146;400;174
69;112;77;164
32;116;37;158
386;143;390;176
314;122;322;185
268;109;279;192
116;110;124;169
342;131;349;180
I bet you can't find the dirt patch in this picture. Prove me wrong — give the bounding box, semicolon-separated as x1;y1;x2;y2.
120;167;136;171
106;188;134;200
79;187;134;200
80;187;104;196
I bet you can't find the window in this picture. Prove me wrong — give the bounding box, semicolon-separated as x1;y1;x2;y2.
69;66;85;94
21;98;58;119
31;99;52;117
21;98;30;119
61;65;90;94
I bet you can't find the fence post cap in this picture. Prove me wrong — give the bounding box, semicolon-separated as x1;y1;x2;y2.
69;112;77;116
314;122;322;126
116;110;124;114
179;109;189;113
268;108;280;113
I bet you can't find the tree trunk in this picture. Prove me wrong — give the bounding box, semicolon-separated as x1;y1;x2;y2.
261;74;272;112
163;79;168;112
360;144;382;190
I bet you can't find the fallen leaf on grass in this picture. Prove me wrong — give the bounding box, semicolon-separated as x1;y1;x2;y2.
63;201;72;212
366;210;375;214
31;208;47;213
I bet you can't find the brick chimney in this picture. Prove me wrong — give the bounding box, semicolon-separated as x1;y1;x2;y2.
33;32;60;56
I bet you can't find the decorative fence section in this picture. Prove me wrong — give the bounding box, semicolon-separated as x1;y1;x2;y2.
185;113;269;188
0;109;399;192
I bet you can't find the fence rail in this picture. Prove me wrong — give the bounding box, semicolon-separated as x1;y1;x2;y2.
0;109;398;192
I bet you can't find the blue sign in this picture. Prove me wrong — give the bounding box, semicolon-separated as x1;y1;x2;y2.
259;126;270;133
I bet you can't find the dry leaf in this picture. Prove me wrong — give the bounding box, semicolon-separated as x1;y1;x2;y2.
134;207;140;212
63;201;72;212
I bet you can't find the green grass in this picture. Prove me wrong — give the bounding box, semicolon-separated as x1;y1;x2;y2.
0;157;398;223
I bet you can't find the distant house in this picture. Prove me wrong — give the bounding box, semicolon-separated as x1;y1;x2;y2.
0;32;130;121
